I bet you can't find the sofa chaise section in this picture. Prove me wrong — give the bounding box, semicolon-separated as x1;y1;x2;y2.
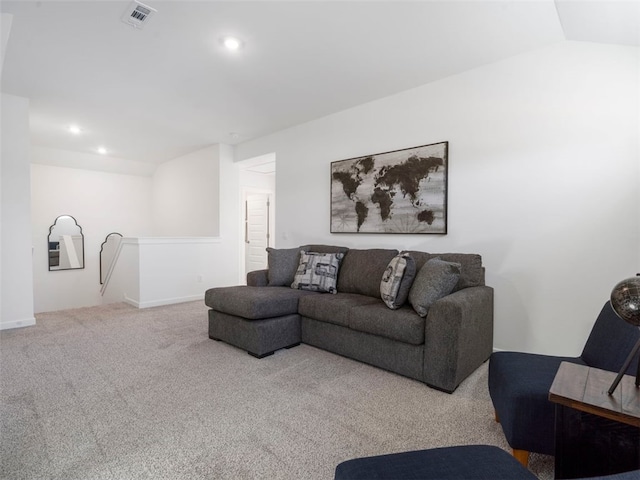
205;285;316;358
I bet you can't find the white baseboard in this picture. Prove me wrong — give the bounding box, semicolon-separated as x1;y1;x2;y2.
123;295;139;308
0;316;36;331
124;294;203;309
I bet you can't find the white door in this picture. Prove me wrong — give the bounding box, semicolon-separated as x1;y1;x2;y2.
245;193;270;275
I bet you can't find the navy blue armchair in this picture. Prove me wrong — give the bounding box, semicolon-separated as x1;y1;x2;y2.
488;301;640;466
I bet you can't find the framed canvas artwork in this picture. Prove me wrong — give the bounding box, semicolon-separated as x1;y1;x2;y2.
330;141;448;234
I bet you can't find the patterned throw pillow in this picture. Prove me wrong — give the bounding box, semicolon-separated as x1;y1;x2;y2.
380;253;416;309
291;251;344;294
408;258;461;317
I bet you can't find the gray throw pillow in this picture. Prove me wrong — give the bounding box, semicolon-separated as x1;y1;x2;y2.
380;253;416;309
291;251;344;294
408;258;461;317
267;247;302;286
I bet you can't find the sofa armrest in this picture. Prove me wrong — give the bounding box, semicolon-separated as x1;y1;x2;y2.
423;285;494;393
247;269;269;287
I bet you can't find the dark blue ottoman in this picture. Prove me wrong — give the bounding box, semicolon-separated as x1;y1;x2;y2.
334;445;537;480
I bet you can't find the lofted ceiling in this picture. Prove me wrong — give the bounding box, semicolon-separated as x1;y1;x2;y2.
1;1;638;166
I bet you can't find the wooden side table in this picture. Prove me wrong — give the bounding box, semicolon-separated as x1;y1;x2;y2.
549;361;640;479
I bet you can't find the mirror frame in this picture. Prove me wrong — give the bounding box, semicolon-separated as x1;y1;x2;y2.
48;214;85;271
99;232;123;284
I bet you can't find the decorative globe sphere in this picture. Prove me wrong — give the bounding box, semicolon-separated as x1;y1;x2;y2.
610;276;640;326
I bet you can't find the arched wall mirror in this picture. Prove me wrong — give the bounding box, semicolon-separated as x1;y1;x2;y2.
48;215;84;271
100;232;123;284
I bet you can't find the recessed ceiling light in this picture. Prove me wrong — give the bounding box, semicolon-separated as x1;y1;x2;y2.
68;124;81;135
222;36;242;51
97;147;108;155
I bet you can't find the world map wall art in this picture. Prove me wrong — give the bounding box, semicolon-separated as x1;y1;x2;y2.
331;141;448;234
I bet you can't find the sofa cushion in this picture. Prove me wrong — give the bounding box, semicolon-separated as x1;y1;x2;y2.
301;244;350;255
247;269;268;287
291;251;344;293
349;303;425;345
404;251;483;291
396;254;417;306
263;245;348;286
409;258;461;317
337;249;399;297
380;253;416;309
299;293;380;328
205;286;316;320
266;247;302;286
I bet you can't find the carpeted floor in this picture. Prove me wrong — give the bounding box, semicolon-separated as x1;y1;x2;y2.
1;301;554;479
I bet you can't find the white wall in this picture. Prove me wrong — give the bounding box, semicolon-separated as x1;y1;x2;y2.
236;41;640;356
1;14;12;76
32;145;156;177
29;143;240;313
103;237;231;308
137;238;228;307
152;145;220;236
101;145;241;308
31;161;153;313
239;169;275;192
219;144;242;284
1;93;35;329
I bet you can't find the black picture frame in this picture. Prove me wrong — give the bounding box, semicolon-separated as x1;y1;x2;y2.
330;141;448;234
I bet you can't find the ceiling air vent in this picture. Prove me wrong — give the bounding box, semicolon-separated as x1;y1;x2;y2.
122;1;156;29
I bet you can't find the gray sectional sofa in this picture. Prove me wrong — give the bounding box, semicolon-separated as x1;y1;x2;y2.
204;245;494;393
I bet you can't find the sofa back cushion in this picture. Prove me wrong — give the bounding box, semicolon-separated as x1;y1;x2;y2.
408;258;461;317
266;247;302;286
403;251;484;291
265;245;349;287
301;244;350;255
337;248;399;297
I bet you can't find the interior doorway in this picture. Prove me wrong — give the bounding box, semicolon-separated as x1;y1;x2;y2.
239;153;276;281
244;192;270;274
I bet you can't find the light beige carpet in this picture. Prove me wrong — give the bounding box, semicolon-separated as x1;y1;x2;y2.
1;301;553;479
